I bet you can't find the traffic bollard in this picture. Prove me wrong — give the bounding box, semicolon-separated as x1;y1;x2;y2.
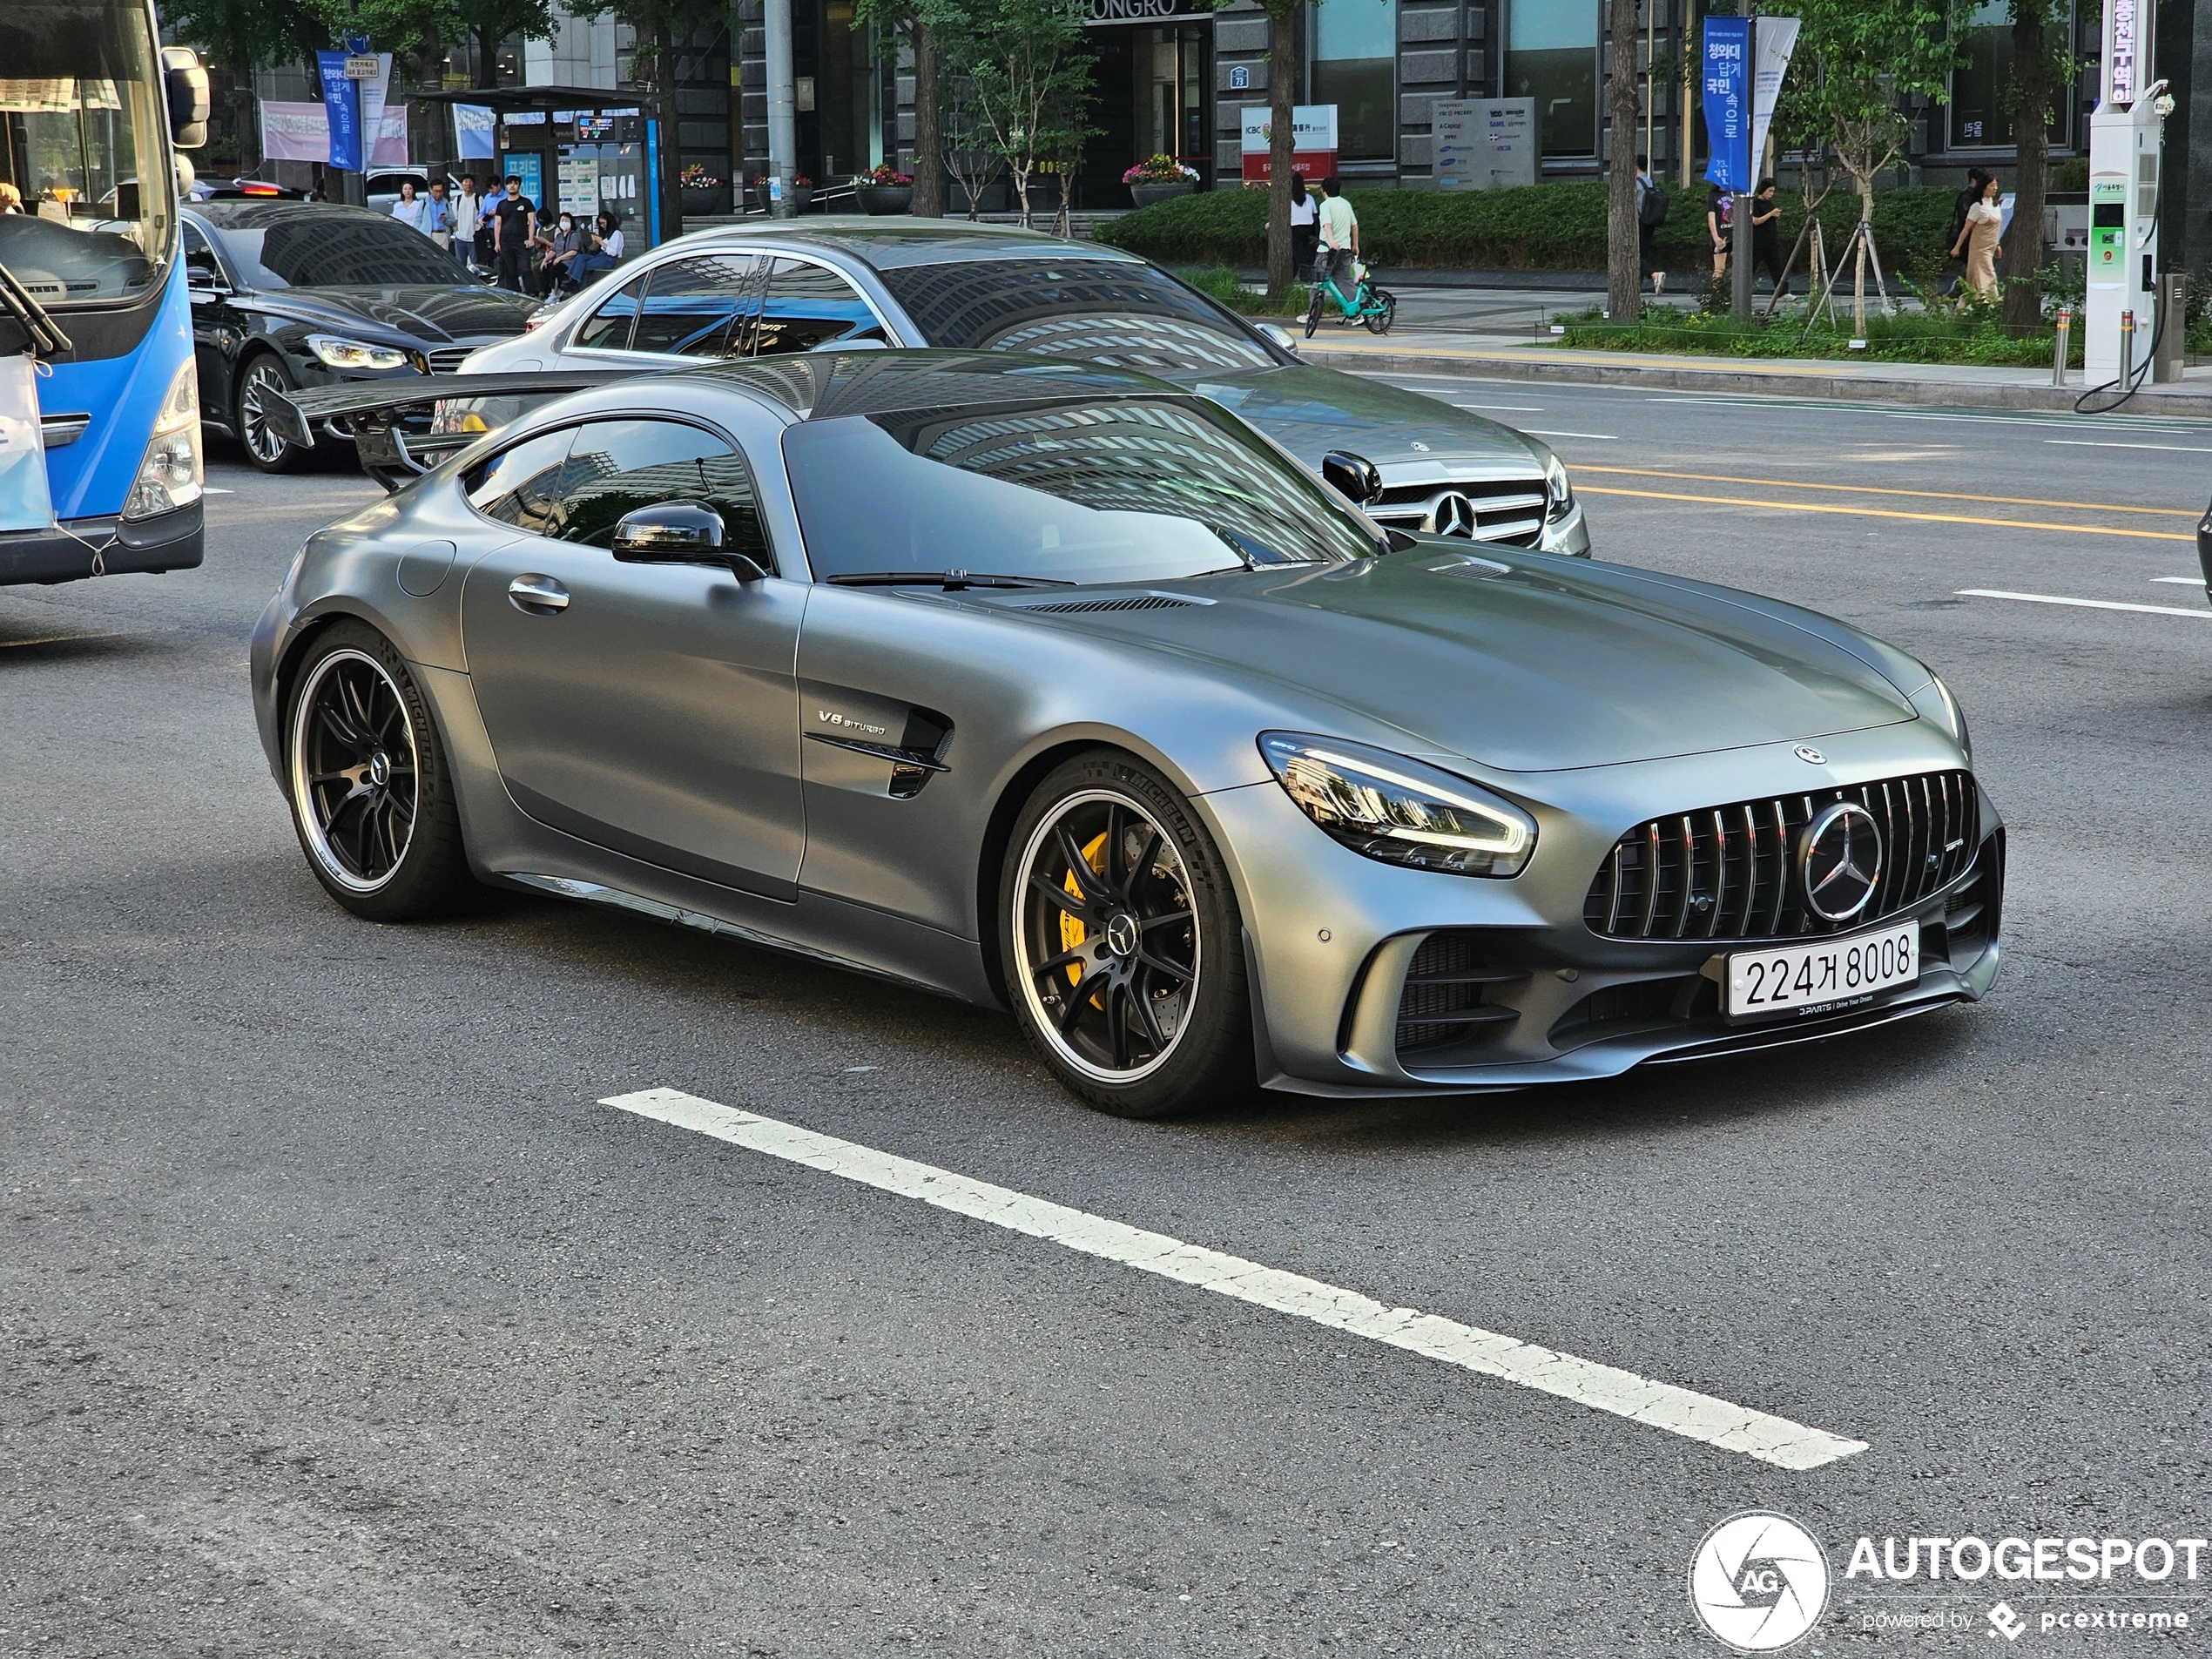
2121;309;2136;382
2052;306;2071;386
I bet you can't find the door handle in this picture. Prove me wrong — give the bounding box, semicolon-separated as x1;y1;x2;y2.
508;573;570;613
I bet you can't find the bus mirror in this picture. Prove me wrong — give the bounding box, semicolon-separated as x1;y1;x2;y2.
163;48;210;150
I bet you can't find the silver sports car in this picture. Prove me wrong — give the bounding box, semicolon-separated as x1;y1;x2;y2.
250;351;2002;1117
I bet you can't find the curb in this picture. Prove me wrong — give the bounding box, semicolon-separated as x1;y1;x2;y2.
1296;344;2212;420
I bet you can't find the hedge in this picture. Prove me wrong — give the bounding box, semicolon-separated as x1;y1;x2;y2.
1096;180;1968;279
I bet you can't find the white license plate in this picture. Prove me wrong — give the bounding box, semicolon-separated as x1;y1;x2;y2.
1725;921;1919;1019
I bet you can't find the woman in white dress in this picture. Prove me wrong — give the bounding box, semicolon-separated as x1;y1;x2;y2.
388;179;426;233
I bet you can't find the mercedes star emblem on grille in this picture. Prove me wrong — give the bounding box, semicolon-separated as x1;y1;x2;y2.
1426;491;1478;538
1797;801;1884;922
1793;744;1826;765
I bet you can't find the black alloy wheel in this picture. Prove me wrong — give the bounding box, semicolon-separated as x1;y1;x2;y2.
1003;752;1253;1117
284;622;475;921
237;354;310;473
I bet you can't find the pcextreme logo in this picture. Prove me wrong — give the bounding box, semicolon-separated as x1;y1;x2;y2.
1689;1511;1831;1652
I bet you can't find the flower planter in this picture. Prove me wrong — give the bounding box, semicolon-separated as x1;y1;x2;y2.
857;185;913;216
679;185;729;215
1130;179;1196;208
786;185;815;214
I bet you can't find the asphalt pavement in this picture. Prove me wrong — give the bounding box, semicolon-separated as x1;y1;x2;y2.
5;392;2211;1657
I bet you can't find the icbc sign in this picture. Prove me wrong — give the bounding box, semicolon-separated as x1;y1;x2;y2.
1239;104;1338;183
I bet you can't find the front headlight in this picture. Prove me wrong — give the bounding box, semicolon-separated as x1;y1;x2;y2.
122;358;202;521
1259;732;1537;877
1542;451;1575;522
307;334;413;371
1930;673;1973;763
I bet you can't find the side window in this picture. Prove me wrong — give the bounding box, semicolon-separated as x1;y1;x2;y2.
751;258;882;357
182;221;225;286
572;271;646;352
556;418;775;572
463;426;578;537
631;254;765;359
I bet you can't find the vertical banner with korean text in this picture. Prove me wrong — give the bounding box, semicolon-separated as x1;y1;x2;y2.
1749;17;1801;182
315;51;362;170
1700;16;1750;192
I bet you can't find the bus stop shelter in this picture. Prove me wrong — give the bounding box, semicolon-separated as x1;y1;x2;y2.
416;86;668;247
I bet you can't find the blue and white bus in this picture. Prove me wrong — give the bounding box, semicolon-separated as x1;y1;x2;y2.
2;0;208;586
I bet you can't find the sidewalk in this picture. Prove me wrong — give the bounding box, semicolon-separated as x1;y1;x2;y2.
1295;327;2212;420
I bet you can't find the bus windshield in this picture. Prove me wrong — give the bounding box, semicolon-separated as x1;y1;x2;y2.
0;0;173;307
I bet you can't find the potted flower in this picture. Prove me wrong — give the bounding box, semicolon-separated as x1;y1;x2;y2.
856;165;914;216
750;172;814;213
678;162;727;213
1124;154;1198;208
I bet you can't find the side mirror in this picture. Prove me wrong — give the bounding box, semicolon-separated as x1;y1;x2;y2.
1257;322;1298;354
1321;449;1382;504
186;266;228;294
162;47;210;150
610;502;768;581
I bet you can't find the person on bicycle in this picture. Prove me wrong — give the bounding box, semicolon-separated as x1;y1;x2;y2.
1316;176;1358;299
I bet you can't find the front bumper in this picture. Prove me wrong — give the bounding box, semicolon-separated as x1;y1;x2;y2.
1211;730;2002;1096
0;500;204;587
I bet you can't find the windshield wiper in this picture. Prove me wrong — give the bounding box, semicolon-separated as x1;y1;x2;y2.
0;261;72;357
826;570;1076;590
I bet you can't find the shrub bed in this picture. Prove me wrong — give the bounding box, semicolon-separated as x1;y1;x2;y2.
1554;303;2083;368
1097;180;1966;276
1181;263;1309;316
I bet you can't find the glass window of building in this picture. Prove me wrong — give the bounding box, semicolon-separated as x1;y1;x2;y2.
1311;0;1396;163
1947;0;2074;150
1507;0;1597;158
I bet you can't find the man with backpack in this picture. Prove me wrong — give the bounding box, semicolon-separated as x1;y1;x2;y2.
1635;156;1669;296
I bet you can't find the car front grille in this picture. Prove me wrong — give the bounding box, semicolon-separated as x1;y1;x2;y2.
1366;476;1548;546
1583;770;1979;942
428;347;474;374
1393;930;1522;1054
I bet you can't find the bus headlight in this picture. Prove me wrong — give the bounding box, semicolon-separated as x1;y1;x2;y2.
123;359;203;521
307;334;412;371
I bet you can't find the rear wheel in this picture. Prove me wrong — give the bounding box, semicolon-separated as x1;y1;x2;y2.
1001;752;1254;1117
1365;290;1397;334
1304;282;1325;340
236;354;311;474
284;621;475;921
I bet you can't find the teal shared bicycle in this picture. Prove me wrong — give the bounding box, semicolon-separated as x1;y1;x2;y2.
1304;257;1397;337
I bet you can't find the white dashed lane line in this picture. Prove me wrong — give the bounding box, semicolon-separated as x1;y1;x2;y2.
603;1086;1870;1472
1958;588;2212;618
1523;428;1618;441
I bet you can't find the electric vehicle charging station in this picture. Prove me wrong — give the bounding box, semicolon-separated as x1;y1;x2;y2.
2084;0;2168;384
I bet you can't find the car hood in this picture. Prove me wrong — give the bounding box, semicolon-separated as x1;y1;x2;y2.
988;550;1926;773
1170;361;1548;478
241;285;538;345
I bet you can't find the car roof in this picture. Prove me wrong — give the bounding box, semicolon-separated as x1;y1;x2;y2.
679;218;1145;272
188;200;383;229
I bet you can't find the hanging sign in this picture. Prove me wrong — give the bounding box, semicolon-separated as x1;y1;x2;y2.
315;50;364;171
1748;17;1801;179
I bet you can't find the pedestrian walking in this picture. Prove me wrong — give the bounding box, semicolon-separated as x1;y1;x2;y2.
491;175;535;293
1959;173;2004;299
1946;167;1993;293
452;172;482;270
388;178;425;232
422;179;455;250
1635;155;1668;296
1316;176;1358;301
1750;179;1788;295
1705;184;1733;287
1289;174;1318;283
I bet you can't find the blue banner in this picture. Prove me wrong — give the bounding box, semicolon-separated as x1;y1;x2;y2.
317;50;363;171
1702;15;1751;192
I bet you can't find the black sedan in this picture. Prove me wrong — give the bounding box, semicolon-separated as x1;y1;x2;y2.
182;201;538;472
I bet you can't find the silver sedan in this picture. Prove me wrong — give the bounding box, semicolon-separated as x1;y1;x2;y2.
251;351;2000;1116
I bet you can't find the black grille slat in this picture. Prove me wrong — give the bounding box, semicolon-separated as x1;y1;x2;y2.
1394;931;1525;1055
1583;770;1979;943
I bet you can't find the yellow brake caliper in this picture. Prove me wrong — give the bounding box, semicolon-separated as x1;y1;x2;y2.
1061;832;1110;1003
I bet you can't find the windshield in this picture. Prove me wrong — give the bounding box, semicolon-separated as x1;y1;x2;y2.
877;259;1277;375
783;396;1377;588
0;0;173;306
210;213;472;287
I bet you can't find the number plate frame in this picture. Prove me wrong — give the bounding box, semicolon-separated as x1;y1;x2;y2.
1723;921;1920;1021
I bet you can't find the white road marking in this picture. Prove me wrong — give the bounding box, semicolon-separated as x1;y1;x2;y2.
0;631;127;649
1523;428;1618;442
1958;588;2212;617
2153;577;2205;585
602;1086;1870;1472
204;486;235;495
1452;402;1545;412
2047;439;2212;455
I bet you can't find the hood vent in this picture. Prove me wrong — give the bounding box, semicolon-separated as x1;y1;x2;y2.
1021;592;1209;615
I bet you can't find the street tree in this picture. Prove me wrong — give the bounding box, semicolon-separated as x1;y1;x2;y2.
947;0;1094;228
1255;0;1298;303
1779;0;1967;330
1605;0;1641;324
164;0;327;168
852;0;962;216
1999;0;2071;329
